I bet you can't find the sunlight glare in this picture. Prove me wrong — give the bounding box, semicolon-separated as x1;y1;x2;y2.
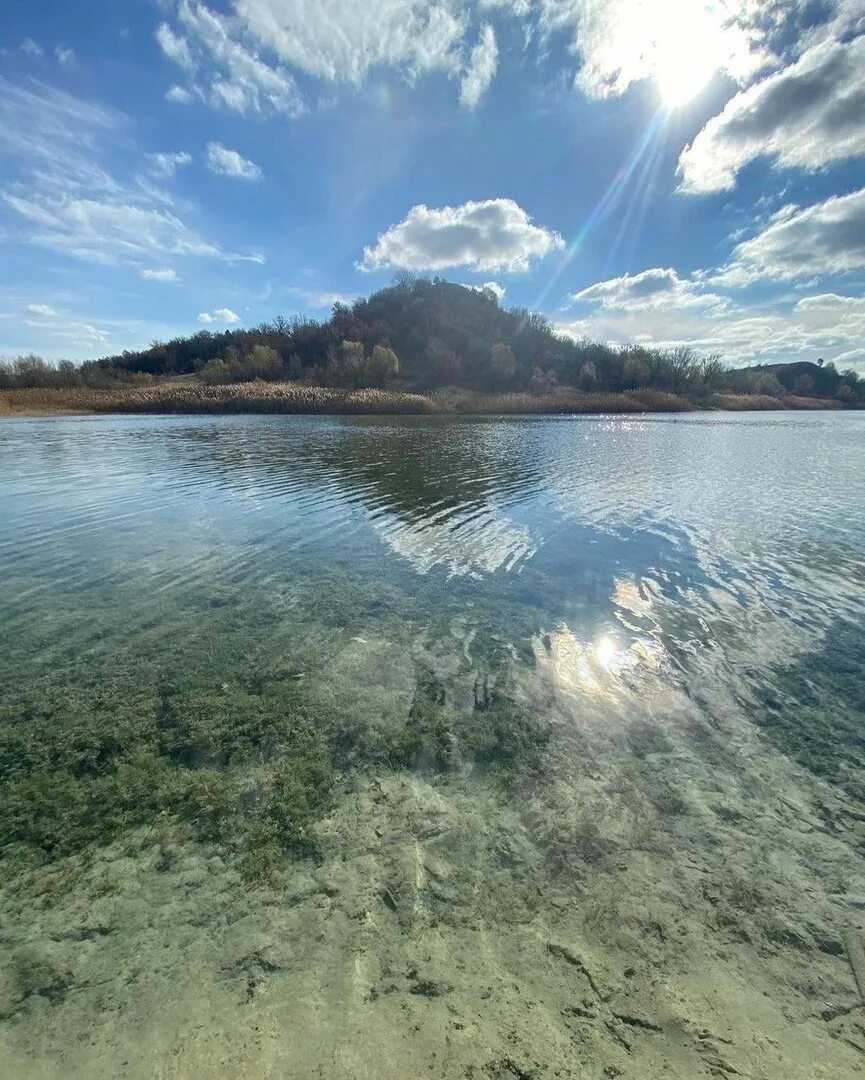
650;1;730;107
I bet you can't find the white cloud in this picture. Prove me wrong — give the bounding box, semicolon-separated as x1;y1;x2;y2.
235;0;465;83
3;192;229;264
55;46;77;68
539;0;771;101
157;1;303;116
147;150;193;177
198;307;241;324
569;267;726;311
51;322;111;348
679;37;865;194
460;24;498;108
205;141;262;180
0;80;263;267
25;303;59;316
719;188;865;283
165;84;195;104
286;287;357;309
141;267;180;282
157;0;509;112
556;288;865;372
361;198;564;273
20;38;43;58
470;281;506;301
157;23;195;71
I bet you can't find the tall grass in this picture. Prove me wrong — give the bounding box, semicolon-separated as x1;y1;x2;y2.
0;381;835;417
0;382;437;416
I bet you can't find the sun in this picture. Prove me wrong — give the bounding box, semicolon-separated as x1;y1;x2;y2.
650;1;732;108
656;50;714;107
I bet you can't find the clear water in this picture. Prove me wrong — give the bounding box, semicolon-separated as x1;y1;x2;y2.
1;412;864;1079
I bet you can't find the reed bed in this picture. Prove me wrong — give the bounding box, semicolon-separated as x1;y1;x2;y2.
0;382;437;416
0;381;838;418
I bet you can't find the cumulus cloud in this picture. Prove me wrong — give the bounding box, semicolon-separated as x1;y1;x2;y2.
55;46;77;67
679;37;865;194
361;198;564;273
460;24;498;108
25;303;59;316
198;307;241;323
20;38;43;58
205;141;262;180
569;267;725;311
147;150;193;177
141;267;179;282
556;284;865;372
719;188;865;283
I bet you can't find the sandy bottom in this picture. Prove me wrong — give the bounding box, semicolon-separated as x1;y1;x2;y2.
2;648;864;1080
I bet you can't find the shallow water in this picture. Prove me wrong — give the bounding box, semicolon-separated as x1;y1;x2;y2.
1;412;864;1078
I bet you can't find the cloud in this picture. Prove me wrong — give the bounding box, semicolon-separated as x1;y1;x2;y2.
361;198;564;273
25;303;59;316
569;267;726;311
141;267;180;282
20;39;43;58
286;287;357;309
679;37;865;194
157;1;303;116
538;0;772;101
55;46;77;68
0;79;263;268
555;283;865;372
157;0;508;111
460;24;498;108
469;281;506;301
157;23;195;71
198;307;241;324
719;188;865;283
205;142;262;180
165;84;195;104
3;192;229;264
234;0;465;83
147;151;193;177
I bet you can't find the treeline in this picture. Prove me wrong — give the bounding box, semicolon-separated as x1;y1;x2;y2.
3;275;863;402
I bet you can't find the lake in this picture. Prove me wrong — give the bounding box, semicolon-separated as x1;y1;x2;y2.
1;411;864;1079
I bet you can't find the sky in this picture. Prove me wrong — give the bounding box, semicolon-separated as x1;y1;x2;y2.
1;0;864;370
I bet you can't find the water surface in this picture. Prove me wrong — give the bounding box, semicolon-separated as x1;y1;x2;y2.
1;412;864;1078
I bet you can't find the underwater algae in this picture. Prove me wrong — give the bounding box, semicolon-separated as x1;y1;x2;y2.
1;412;865;1078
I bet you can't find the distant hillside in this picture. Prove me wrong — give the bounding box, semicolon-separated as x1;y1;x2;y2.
740;360;859;401
2;276;864;403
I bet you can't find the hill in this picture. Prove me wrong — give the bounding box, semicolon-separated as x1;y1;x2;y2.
2;275;863;404
739;361;859;401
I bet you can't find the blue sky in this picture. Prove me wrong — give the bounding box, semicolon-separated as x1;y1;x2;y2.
1;0;864;370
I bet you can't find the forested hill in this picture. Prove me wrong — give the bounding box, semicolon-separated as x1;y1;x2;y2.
3;275;864;403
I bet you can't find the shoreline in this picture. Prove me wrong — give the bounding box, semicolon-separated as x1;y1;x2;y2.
0;382;852;417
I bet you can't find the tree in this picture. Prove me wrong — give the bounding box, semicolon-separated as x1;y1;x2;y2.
528;366;558;394
578;361;599;391
199;358;232;385
622;354;649;388
368;345;400;386
488;342;516;387
793;373;815;397
285;353;304;380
